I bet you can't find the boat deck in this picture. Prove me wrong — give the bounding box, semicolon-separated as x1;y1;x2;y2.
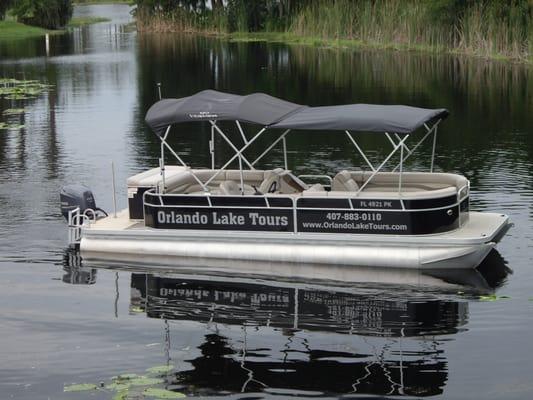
85;210;509;246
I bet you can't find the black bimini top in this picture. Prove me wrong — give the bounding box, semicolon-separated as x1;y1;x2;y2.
145;89;448;136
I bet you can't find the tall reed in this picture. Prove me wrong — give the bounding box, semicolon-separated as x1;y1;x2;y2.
135;0;532;61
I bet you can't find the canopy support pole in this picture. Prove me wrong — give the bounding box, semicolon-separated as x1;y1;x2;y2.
391;120;441;172
346;131;375;171
204;127;267;188
160;135;209;192
357;134;410;195
282;137;288;170
236;120;248;144
210;121;255;170
210;123;215;169
399;138;404;195
430;125;438;173
160;126;170;193
238;155;244;195
251;129;291;167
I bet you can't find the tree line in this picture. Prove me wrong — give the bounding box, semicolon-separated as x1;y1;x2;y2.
135;0;531;60
0;0;73;29
134;0;532;33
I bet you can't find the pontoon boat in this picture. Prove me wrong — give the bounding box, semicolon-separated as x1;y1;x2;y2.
62;90;511;270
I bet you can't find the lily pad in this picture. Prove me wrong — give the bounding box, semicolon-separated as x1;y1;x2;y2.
143;388;186;399
128;377;165;386
5;95;32;100
112;390;129;400
7;124;24;130
147;365;175;374
2;108;25;115
106;382;131;391
0;123;24;130
112;373;139;381
479;294;510;302
0;78;53;100
64;383;98;392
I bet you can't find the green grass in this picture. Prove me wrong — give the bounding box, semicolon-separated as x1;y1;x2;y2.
67;16;111;28
0;20;51;41
224;31;532;64
0;16;112;41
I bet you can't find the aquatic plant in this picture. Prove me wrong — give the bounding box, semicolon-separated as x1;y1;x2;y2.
2;108;25;115
0;78;53;99
479;294;510;301
63;364;185;399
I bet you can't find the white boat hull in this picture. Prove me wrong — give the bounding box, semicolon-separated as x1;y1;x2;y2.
80;211;510;270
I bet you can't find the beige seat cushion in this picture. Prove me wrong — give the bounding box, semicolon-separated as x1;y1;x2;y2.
332;170;359;191
219;180;241;195
259;168;285;193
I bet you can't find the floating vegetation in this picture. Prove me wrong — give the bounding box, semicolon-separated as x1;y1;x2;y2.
64;366;185;399
143;388;186;399
128;377;165;386
64;383;98;392
479;294;510;302
2;108;25;115
147;365;175;375
0;78;53;101
0;122;25;131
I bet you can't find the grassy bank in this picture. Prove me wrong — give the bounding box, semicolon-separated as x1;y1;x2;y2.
136;0;532;63
0;20;51;40
0;16;111;41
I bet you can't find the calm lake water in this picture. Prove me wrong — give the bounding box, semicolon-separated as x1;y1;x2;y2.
1;4;533;399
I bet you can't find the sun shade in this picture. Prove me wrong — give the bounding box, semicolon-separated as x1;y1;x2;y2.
145;89;448;136
270;104;448;134
145;89;305;136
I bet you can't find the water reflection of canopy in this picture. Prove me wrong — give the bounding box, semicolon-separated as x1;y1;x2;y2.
145;89;449;136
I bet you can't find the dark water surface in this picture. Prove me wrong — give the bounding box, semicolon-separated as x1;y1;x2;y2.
1;4;533;399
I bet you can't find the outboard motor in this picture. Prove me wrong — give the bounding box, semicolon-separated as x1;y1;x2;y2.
60;184;98;220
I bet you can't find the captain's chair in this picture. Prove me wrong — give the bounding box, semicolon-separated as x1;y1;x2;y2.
258;168;285;194
332;170;359;191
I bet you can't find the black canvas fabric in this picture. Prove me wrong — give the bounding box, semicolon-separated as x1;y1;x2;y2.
270;104;448;133
145;90;448;136
145;89;305;136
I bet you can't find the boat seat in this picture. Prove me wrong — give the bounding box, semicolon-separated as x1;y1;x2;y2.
332;170;359;191
304;183;326;193
219;180;242;195
258;168;286;194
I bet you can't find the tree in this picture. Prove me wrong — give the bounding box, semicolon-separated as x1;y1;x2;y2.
11;0;73;29
0;0;13;20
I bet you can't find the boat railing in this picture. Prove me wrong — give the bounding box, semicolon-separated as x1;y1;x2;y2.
142;188;468;213
458;183;470;202
67;207;97;246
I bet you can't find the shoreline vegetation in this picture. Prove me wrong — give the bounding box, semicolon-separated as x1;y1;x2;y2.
73;0;132;4
0;17;111;40
135;0;533;63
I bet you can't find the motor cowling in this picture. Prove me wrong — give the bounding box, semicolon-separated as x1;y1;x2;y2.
60;184;97;220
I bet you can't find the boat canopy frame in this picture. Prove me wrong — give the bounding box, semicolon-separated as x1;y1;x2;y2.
145;90;447;195
157;118;441;196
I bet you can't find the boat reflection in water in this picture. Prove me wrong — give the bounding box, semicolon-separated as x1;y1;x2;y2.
61;249;97;285
63;250;510;396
